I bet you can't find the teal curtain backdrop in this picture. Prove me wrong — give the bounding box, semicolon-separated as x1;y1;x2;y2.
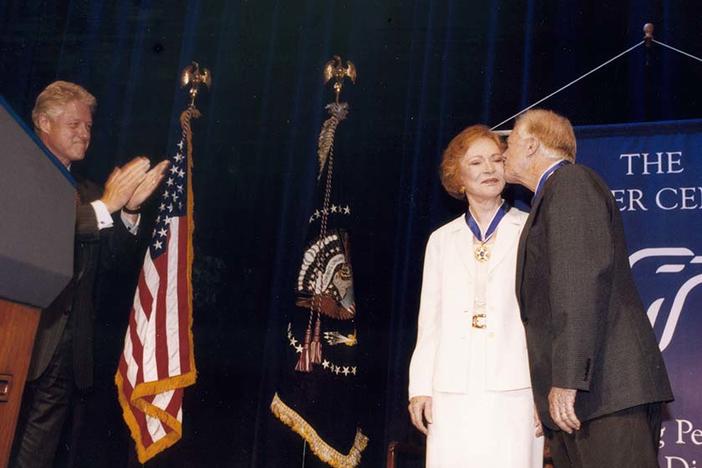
1;1;700;466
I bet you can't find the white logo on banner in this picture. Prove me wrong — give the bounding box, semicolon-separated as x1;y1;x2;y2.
630;248;702;351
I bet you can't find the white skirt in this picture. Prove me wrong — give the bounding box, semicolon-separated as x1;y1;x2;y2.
426;333;543;467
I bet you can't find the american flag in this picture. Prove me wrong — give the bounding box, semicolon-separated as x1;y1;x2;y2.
115;120;197;463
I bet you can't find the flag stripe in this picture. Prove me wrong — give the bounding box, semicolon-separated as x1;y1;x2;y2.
166;218;182;377
154;247;170;381
177;218;191;372
137;267;154;319
166;389;183;418
146;413;166;442
128;299;145;387
123;326;138;388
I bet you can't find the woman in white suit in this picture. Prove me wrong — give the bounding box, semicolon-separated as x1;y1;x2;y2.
408;125;543;467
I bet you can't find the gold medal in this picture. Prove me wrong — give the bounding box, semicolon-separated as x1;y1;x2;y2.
474;243;490;262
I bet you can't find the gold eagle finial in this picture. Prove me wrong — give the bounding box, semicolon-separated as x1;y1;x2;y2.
323;55;356;104
180;61;212;108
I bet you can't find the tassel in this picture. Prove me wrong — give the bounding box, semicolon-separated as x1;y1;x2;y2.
295;323;313;373
310;314;322;364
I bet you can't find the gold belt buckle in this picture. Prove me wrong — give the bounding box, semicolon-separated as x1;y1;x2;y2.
472;314;486;329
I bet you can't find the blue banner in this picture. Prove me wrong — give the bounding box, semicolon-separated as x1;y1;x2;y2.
576;119;702;468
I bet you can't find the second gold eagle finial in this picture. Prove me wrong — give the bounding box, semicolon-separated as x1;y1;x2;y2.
180;61;212;108
323;55;356;104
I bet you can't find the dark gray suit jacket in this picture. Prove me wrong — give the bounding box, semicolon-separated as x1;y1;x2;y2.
27;177;136;390
516;163;673;430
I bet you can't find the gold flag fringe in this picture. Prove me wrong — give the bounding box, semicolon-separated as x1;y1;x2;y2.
270;393;368;468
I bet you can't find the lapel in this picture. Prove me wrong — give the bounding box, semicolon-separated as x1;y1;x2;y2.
487;209;522;275
74;174;88;203
448;208;523;280
449;217;475;279
516;191;545;313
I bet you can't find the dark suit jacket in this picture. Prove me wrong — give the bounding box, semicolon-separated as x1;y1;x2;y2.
516;163;673;430
27;176;136;390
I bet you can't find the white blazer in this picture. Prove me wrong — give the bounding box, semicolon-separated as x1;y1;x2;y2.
408;208;531;397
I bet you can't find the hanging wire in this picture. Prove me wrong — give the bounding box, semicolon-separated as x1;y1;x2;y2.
653;39;702;64
491;35;702;131
491;41;645;130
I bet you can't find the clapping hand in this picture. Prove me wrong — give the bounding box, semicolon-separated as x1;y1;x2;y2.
100;157;151;213
100;157;169;214
124;160;170;211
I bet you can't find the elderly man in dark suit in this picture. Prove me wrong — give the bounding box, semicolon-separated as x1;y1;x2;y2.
503;109;673;468
10;81;168;468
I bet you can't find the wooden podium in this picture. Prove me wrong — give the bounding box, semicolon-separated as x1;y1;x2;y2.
0;302;40;465
0;97;75;467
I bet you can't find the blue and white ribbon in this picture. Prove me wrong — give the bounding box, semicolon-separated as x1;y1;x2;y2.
533;160;570;203
465;200;511;242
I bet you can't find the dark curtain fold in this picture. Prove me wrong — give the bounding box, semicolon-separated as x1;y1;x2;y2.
1;0;701;466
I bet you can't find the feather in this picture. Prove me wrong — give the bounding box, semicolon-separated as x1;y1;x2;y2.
345;61;357;83
323;60;335;85
317;103;349;178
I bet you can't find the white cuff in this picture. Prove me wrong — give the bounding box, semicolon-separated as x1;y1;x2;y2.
120;211;140;235
90;200;114;230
